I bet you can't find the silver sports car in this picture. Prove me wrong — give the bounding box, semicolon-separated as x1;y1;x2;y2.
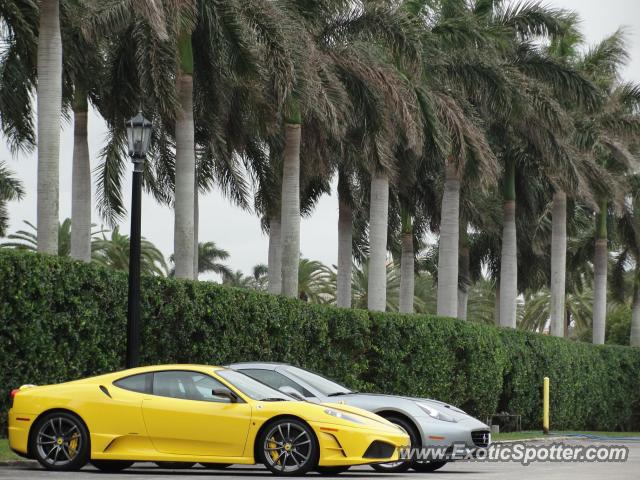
229;362;491;474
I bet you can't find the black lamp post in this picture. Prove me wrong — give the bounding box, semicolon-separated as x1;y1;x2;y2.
125;112;152;369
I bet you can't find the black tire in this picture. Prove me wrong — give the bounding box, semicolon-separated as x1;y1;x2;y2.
91;460;135;472
316;466;350;475
371;415;417;474
154;461;196;469
412;461;447;473
30;411;90;471
200;463;232;469
257;417;319;476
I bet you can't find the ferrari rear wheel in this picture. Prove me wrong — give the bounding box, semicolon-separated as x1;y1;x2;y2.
371;415;417;474
154;462;196;469
258;418;319;476
31;411;90;471
91;460;134;472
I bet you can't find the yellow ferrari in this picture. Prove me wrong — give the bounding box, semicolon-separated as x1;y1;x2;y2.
8;365;409;475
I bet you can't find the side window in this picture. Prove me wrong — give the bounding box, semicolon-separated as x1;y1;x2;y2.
113;373;152;393
239;369;314;398
152;370;232;403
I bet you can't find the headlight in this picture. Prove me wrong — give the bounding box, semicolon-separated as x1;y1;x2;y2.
324;408;364;424
416;402;457;423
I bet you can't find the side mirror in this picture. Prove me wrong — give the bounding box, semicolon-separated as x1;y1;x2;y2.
278;386;306;401
212;387;238;403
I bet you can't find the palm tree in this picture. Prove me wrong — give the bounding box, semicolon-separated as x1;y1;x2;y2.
274;1;421;304
520;285;593;338
563;30;640;344
612;176;640;347
89;0;295;282
170;241;232;278
252;264;268;291
2;219;72;256
196;241;231;278
351;260;400;312
0;163;25;236
297;258;332;303
173;3;197;280
92;227;168;276
401;0;502;317
466;4;600;330
62;1;104;263
222;270;255;289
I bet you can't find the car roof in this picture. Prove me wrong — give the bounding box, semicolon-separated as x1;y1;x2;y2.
228;362;291;370
115;364;225;376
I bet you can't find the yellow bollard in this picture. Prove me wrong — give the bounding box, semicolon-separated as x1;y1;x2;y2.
543;377;550;435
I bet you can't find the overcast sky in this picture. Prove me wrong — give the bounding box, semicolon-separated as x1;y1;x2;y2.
3;0;640;279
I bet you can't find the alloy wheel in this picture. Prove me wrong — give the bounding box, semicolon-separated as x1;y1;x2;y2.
35;416;82;468
262;421;313;473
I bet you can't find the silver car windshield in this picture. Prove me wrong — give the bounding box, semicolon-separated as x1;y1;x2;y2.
216;369;294;401
285;366;352;396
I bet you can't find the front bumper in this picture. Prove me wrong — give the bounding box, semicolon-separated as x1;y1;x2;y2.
413;415;491;458
310;421;409;467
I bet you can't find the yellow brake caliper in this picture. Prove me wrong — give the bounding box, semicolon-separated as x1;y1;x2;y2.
268;436;280;465
67;433;80;458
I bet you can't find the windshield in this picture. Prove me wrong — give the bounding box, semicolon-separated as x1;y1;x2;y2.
285;366;352;396
216;369;294;401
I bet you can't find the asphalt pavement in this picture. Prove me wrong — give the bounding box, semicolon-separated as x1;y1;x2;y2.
1;438;637;480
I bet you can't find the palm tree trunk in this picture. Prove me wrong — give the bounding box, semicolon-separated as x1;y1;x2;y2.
70;90;91;262
494;281;500;325
631;282;640;347
267;215;282;294
193;173;199;279
367;171;389;311
592;198;608;344
550;190;567;337
499;201;518;328
399;231;414;313
437;161;460;317
499;158;517;328
337;192;353;308
280;117;301;298
173;70;195;279
37;0;62;254
457;220;469;320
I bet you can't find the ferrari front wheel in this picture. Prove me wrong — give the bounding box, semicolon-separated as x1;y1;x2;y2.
30;411;90;471
258;418;319;476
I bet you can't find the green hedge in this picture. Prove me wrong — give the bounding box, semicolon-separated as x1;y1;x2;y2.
1;250;639;434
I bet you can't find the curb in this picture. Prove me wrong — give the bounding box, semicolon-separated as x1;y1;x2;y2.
495;436;593;443
0;460;37;467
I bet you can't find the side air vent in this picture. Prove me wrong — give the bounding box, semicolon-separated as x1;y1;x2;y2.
99;385;112;398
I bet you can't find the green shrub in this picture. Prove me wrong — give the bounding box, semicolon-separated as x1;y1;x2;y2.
1;250;639;434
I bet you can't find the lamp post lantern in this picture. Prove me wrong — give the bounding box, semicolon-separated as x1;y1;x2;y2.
125;112;152;368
